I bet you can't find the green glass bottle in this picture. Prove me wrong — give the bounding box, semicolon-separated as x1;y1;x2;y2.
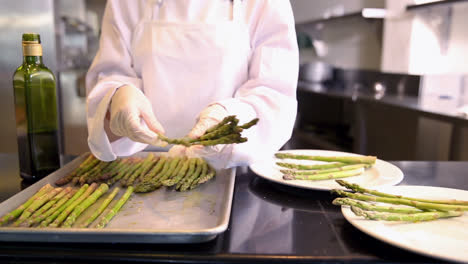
12;33;60;181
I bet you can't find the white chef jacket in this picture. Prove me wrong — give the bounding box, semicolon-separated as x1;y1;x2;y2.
86;0;299;167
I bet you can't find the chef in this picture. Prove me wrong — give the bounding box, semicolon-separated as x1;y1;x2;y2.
86;0;299;169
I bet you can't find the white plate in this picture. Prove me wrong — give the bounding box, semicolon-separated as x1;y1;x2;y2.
249;149;403;191
341;185;468;263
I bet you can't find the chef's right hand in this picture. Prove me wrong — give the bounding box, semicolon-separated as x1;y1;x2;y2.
168;104;228;158
109;85;167;146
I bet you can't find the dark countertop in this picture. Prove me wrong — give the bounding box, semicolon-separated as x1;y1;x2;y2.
0;153;467;263
298;81;468;125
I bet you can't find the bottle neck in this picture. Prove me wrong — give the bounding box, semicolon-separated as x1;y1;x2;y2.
22;42;43;65
23;56;43;65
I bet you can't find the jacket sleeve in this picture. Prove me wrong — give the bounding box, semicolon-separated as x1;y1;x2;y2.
86;0;147;161
217;0;299;167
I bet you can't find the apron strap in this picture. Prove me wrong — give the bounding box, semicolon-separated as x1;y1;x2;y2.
232;0;243;22
143;0;164;21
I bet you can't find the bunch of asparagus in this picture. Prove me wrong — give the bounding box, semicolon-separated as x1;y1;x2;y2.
275;152;377;181
134;156;216;193
55;153;216;193
0;183;133;228
158;115;259;147
332;180;468;222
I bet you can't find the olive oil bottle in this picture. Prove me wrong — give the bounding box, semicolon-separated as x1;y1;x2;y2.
12;33;60;181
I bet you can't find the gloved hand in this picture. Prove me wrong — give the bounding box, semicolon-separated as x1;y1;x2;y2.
186;104;228;139
109;85;166;146
168;104;233;169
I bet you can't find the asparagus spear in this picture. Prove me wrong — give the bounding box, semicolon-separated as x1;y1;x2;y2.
20;187;72;227
157;116;258;147
79;187;120;228
40;184;89;227
275;153;377;165
195;119;239;141
162;157;186;181
107;158;137;185
180;158;204;191
350;206;463;222
119;158;144;186
276;162;346;170
86;162;114;184
283;167;365;181
189;177;201;190
140;156;167;183
196;163;216;185
184;159;208;191
123;154;154;186
157;134;191;146
134;157;176;193
55;154;95;186
205;115;237;134
62;184;109;228
336;180;468;206
195;134;247;146
11;187;62;227
332;190;468;212
96;186;134;228
135;156;159;183
239;118;259;129
162;158;191;186
281;164;369;176
94;159;121;181
332;198;424;214
79;160;106;185
153;157;182;188
0;184;54;225
100;159;126;180
72;158;100;185
83;160;113;185
175;158;198;190
27;189;76;227
49;183;98;227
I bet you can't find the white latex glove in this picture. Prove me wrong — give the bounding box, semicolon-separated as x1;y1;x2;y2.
168;104;233;169
109;85;167;146
186;104;228;139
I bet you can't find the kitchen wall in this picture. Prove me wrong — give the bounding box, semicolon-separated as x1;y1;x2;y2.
382;0;468;74
381;0;468;160
291;0;385;71
292;0;468;161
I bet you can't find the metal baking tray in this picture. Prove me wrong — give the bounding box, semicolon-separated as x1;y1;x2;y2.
0;152;235;243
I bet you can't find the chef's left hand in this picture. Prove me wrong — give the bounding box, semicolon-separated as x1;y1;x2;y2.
168;104;233;169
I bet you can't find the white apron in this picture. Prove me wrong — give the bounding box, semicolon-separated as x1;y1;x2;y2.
131;0;251;147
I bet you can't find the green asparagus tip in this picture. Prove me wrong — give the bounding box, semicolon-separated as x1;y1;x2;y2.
239;118;259;129
331;189;347;195
351;206;366;217
332;198;343;206
335;180;350;187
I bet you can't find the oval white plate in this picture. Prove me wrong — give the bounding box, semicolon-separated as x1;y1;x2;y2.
341;185;468;263
249;149;403;191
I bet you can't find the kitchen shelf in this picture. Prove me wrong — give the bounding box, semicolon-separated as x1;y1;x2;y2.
295;8;386;28
406;0;468;11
